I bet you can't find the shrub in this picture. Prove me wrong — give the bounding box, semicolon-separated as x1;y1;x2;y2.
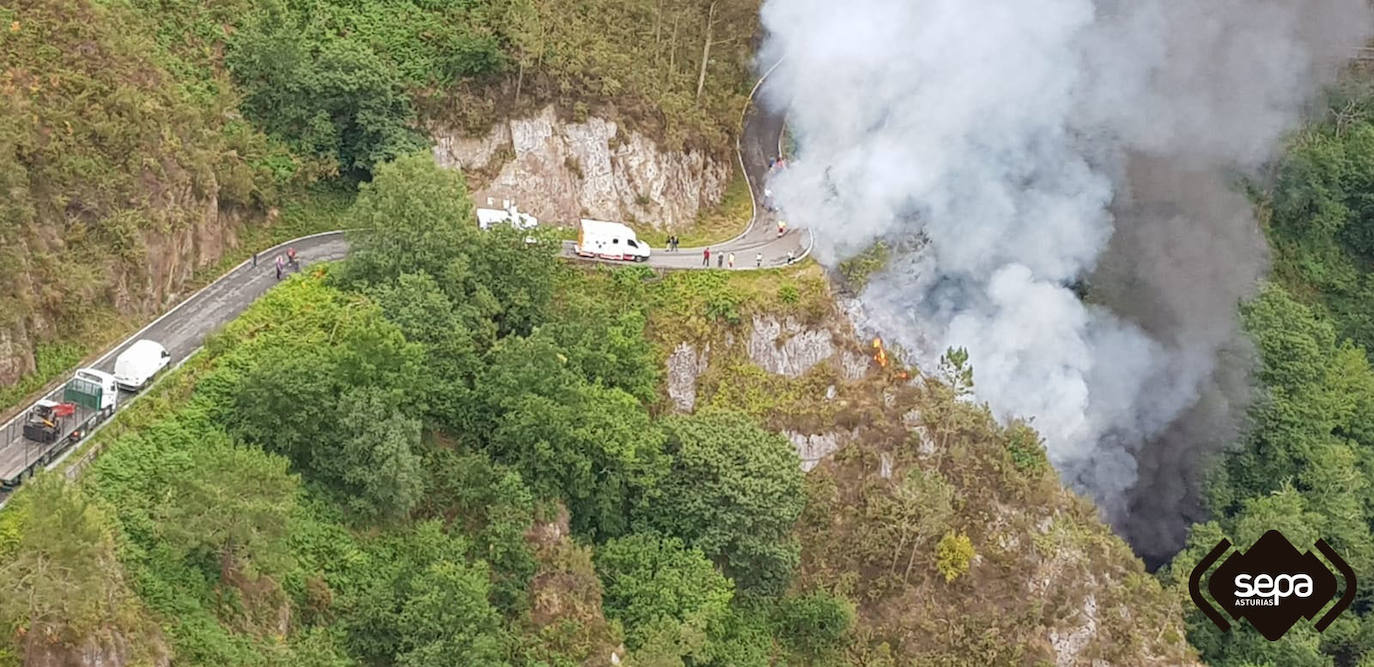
935;532;975;583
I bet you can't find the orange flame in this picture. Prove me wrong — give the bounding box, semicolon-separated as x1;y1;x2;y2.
872;337;888;368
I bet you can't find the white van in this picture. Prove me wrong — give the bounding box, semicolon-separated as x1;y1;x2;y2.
574;219;651;262
113;339;171;391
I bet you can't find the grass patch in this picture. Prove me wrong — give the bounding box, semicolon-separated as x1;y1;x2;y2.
643;263;833;344
636;171;754;249
0;342;89;416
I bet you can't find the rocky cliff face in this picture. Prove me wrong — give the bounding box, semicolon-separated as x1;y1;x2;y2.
432;106;730;228
0;169;248;388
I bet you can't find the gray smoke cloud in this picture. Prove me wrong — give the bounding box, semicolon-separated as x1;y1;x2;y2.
759;0;1371;561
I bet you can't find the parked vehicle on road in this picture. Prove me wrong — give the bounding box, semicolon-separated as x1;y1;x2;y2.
4;368;119;488
114;339;171;391
575;219;651;262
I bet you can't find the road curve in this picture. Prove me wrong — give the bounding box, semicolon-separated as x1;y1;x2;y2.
0;68;805;486
562;70;811;269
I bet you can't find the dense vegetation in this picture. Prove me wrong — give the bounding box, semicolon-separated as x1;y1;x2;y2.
0;153;1195;664
0;155;835;664
1;0;758;405
1162;78;1374;666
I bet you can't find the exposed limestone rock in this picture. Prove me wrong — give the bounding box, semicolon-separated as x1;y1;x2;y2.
915;425;936;457
1049;594;1098;667
431;105;728;229
841;350;870;381
434;122;512;171
901;409;922;428
666;342;710;413
748;315;835;377
785;429;857;472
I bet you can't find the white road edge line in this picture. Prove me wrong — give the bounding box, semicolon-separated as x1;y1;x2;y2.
0;230;348;435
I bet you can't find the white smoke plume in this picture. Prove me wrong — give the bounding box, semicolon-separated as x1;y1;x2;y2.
759;0;1372;560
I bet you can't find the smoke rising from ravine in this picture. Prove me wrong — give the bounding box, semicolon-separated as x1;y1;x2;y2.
757;0;1372;561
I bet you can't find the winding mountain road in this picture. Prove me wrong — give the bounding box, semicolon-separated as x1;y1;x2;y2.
0;72;806;488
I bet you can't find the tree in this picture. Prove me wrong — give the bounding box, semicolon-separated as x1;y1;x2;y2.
937;347;974;397
773;591;855;657
227;17;429;178
488;381;667;540
342;520;477;663
879;468;956;585
339;153;558;341
337;152;481;295
595;533;734;656
471;329;668;538
368;272;483;432
466;222;560;339
421;449;537;614
397;560;509;666
546;293;660;404
0;475;135;644
690;0;751;104
333;387;426;522
159;439;299;579
635;412;805;594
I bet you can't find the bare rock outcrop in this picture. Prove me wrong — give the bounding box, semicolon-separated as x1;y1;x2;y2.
666;342;710;413
748;315;835;377
785;429;859;472
1;168;249;388
432;106;729;229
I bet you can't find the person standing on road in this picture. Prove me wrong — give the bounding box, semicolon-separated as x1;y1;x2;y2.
786;250;795;265
728;252;735;269
717;253;723;268
252;252;258;267
275;255;284;280
755;252;763;267
703;247;711;266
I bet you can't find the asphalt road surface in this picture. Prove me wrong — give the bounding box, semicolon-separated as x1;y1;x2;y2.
0;68;805;487
0;233;347;484
562;74;810;269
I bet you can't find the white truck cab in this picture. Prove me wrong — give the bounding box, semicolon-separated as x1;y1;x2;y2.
68;368;119;414
113;339;171;391
575;219;651;262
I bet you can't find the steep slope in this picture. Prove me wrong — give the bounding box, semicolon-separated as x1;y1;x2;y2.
607;264;1199;665
0;0;313;387
0;158;1196;666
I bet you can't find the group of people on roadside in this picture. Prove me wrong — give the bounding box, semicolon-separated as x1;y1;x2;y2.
253;246;300;280
701;248;790;268
666;235;681;251
702;248;738;268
